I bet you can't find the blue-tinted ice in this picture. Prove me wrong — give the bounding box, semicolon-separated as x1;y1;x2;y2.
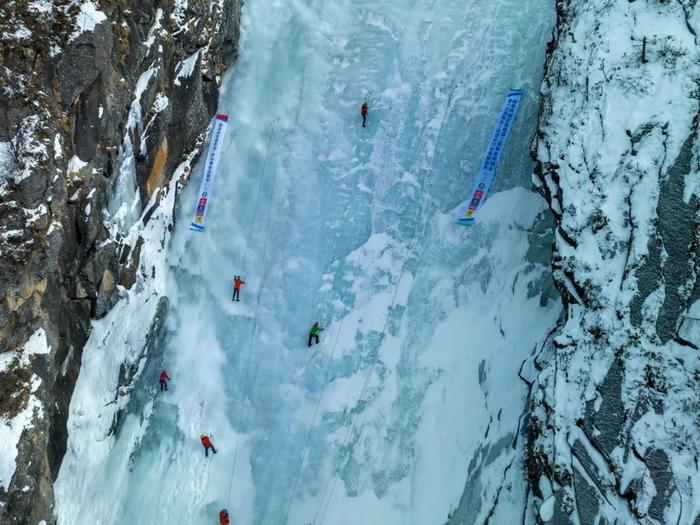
56;0;559;523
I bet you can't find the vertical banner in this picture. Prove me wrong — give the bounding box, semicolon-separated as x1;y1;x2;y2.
457;89;523;225
190;114;229;232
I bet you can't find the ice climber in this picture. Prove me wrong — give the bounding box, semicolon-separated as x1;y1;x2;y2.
219;509;230;525
200;433;217;457
232;275;246;301
361;102;368;127
308;322;324;347
159;369;170;391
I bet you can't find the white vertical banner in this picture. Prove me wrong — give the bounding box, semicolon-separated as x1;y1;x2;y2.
457;89;523;225
190;114;229;232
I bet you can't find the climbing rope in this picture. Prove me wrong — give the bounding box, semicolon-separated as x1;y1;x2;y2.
281;96;401;524
312;228;419;525
312;80;460;525
287;60;431;522
240;122;277;273
295;88;390;336
281;55;440;521
281;230;375;522
296;93;398;379
224;124;280;509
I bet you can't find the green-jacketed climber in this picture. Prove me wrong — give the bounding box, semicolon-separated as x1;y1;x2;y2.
308;322;324;347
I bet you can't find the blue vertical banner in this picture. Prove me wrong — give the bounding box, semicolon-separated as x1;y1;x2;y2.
190;114;229;232
457;89;523;225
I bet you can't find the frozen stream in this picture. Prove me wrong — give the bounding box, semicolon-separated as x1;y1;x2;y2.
56;0;559;523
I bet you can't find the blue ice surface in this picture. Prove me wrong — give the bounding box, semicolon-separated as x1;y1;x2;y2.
77;0;556;523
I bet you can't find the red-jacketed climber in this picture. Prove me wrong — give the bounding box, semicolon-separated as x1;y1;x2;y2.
232;275;246;302
219;509;230;525
361;102;368;127
159;369;170;391
200;433;217;457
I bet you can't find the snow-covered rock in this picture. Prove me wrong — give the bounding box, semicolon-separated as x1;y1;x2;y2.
529;1;700;523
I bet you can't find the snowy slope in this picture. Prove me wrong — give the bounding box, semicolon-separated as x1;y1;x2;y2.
55;0;558;523
530;0;700;523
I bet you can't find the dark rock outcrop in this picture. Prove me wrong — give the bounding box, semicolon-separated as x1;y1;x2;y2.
0;1;241;523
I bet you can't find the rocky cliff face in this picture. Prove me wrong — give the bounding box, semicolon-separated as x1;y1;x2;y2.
0;1;240;523
529;1;700;523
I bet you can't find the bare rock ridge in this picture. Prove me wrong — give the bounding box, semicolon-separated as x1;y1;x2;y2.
529;1;700;523
0;1;241;523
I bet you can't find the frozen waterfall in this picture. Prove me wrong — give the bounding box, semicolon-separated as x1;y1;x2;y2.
55;0;559;523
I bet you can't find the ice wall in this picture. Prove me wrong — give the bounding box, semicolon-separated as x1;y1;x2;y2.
55;0;558;523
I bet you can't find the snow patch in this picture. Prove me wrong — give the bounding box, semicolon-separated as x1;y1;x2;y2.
47;221;62;236
3;26;32;40
0;394;42;492
143;9;164;50
134;67;157;102
0;330;49;491
24;329;50;356
539;496;555;521
152;93;169;113
29;1;53;14
67;155;87;174
174;50;202;86
53;134;63;159
0;142;13;183
69;1;107;42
